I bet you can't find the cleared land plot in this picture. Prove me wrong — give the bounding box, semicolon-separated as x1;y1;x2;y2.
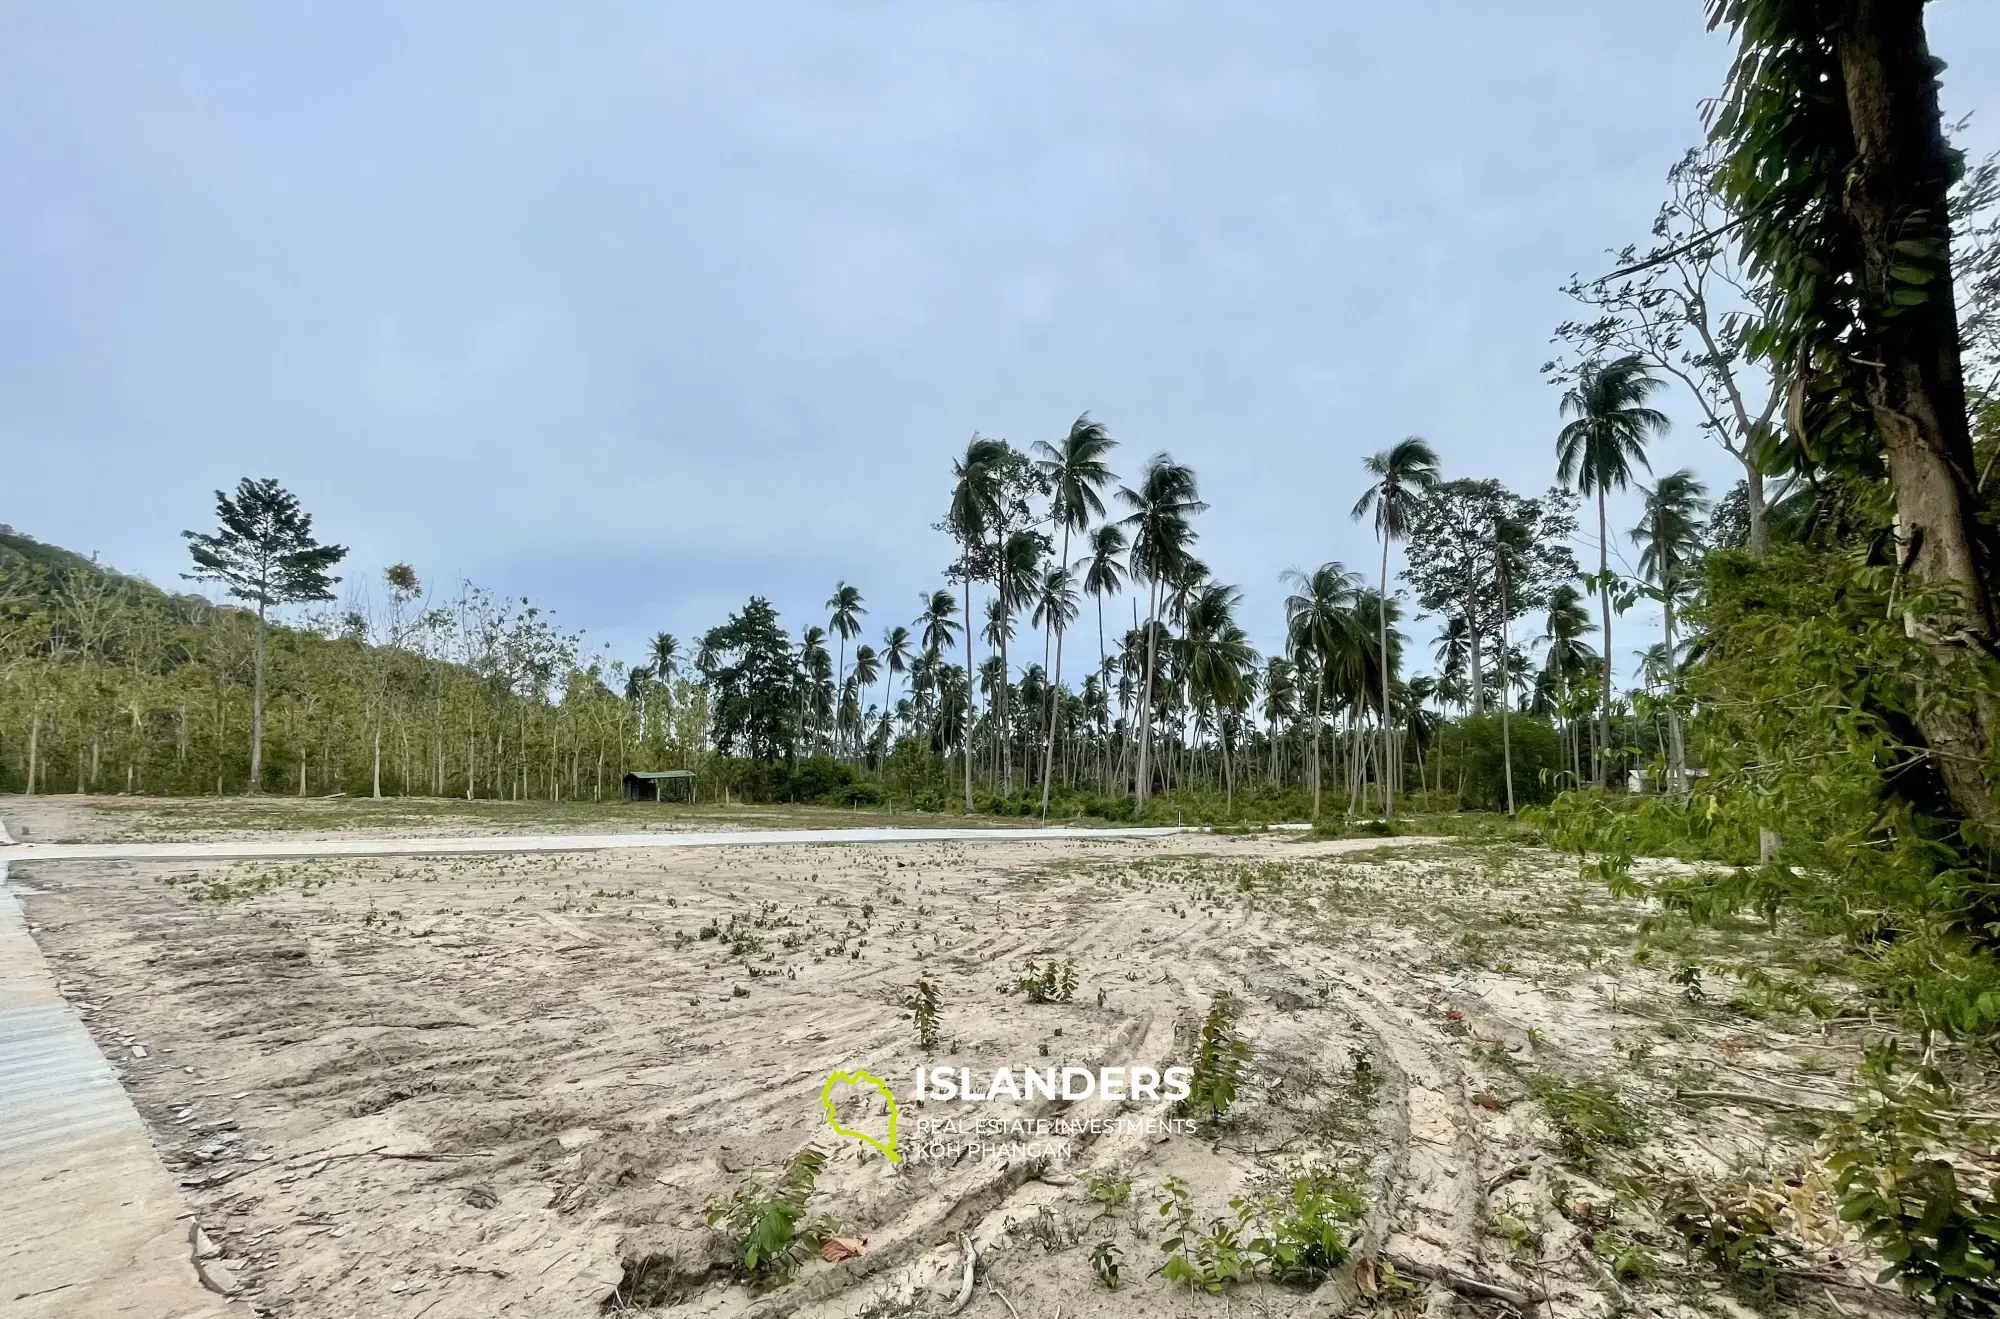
11;812;1934;1318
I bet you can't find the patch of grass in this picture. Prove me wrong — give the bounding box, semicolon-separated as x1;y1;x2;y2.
1525;1073;1641;1169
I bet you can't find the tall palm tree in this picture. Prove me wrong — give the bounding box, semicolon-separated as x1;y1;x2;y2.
993;529;1043;794
948;436;1008;808
799;626;831;753
1631;468;1709;795
879;625;913;737
1491;513;1536;816
1031;565;1081;813
649;632;679;684
1032;413;1118;815
1118;455;1206;810
1182;582;1260;814
826;583;866;758
1081;524;1128;791
1433;615;1471;712
1261;656;1298;784
1351;436;1439;819
850;644;879;755
1281;562;1362;819
914;589;960;662
1557;354;1669;786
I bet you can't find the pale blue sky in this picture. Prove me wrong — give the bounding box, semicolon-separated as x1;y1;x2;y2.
5;3;1998;686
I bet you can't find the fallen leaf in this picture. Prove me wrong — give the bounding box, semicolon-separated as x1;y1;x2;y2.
821;1236;866;1262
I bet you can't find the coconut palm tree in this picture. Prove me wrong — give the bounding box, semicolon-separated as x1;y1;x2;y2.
1542;582;1598;783
1032;413;1118;815
1491;513;1537;816
948;436;1008;808
649;632;680;684
1281;562;1362;818
1182;582;1260;814
879;625;912;737
1557;355;1669;786
1631;468;1709;795
1031;565;1080;812
849;644;879;755
1261;656;1298;785
1351;437;1439;819
799;626;832;752
826;583;866;757
914;590;960;663
992;529;1043;793
1081;523;1128;791
1433;615;1471;713
1118;455;1206;810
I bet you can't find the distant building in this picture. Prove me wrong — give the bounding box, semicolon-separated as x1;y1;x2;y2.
622;769;695;803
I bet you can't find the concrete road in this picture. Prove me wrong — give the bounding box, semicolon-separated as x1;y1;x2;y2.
0;823;1187;865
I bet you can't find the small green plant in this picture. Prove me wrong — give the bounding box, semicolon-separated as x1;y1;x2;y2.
1671;959;1706;1003
1826;1043;2000;1315
911;977;942;1050
1176;997;1251;1124
705;1149;835;1288
1494;1210;1541;1256
1248;1172;1365;1283
1086;1171;1131;1213
1592;1231;1657;1284
1090;1238;1123;1289
1018;959;1078;1004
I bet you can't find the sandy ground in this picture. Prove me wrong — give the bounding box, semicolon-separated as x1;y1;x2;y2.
6;799;1935;1318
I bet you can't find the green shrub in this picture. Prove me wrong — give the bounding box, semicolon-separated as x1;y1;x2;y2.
1436;714;1562;812
705;1149;835;1288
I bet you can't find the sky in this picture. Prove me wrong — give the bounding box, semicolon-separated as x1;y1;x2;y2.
5;2;1999;691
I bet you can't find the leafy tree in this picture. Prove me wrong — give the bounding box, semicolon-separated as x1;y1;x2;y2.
1352;436;1440;818
1557;355;1670;785
1707;0;2000;835
702;597;800;762
1552;146;1784;556
182;478;347;793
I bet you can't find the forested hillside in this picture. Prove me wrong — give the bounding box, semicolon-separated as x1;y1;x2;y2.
0;524;706;800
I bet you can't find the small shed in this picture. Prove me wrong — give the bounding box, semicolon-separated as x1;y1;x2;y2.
623;770;696;803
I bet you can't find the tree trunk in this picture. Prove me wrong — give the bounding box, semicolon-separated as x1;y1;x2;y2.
1134;578;1162;811
1596;488;1613;788
1664;594;1687;796
1499;558;1516;817
1041;526;1070;818
1744;456;1769;560
1836;0;1999;832
963;573;976;812
1378;533;1395;821
248;604;267;794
